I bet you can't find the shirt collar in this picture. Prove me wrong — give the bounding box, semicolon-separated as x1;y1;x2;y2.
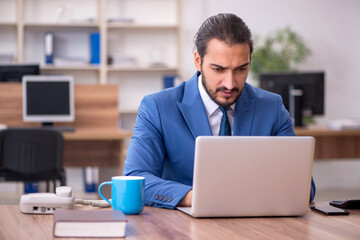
198;74;235;117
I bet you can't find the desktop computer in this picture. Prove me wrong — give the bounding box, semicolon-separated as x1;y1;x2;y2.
22;75;75;132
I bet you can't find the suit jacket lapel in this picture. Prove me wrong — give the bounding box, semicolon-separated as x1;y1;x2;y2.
233;84;256;136
177;72;212;139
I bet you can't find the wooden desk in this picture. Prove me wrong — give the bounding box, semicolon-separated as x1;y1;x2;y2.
0;204;359;240
63;130;132;173
295;127;360;159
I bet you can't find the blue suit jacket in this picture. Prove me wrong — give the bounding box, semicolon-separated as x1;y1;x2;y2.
124;72;316;208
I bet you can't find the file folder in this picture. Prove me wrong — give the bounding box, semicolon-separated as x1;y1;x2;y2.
90;32;100;64
44;32;54;64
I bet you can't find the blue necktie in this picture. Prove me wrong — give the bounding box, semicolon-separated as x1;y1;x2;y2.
218;107;231;136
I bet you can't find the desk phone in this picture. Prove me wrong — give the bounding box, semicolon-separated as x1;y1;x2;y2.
20;186;74;214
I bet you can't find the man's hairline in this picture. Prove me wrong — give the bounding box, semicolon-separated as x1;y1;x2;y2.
197;38;253;68
198;37;253;61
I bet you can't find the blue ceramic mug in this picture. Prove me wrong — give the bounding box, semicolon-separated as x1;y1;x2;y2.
98;176;145;215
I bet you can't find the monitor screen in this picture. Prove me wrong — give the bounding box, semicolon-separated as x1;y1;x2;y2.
22;75;75;124
0;64;39;82
260;72;325;126
260;72;325;115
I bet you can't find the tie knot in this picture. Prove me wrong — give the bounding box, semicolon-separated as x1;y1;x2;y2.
219;106;229;115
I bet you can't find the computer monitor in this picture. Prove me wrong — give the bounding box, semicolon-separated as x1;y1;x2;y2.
22;75;75;127
260;72;325;127
0;64;39;82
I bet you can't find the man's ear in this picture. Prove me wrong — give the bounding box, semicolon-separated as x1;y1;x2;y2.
194;51;202;72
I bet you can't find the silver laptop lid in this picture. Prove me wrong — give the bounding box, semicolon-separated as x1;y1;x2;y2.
191;136;315;217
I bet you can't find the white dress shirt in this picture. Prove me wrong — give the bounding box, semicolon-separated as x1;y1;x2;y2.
198;75;235;136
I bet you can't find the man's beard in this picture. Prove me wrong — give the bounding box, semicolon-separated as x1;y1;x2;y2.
201;70;242;108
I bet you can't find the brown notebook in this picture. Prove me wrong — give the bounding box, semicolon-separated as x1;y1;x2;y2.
53;209;127;238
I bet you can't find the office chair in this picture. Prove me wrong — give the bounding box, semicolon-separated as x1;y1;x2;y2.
0;128;66;192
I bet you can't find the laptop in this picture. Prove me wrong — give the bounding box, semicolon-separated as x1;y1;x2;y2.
177;136;315;217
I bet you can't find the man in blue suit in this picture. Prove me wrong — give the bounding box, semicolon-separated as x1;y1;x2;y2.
124;13;316;209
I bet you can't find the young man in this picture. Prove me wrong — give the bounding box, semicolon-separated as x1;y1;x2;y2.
123;13;316;209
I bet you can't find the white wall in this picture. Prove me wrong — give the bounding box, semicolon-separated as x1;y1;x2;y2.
180;0;360;123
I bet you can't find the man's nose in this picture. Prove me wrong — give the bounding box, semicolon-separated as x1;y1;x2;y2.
222;72;236;90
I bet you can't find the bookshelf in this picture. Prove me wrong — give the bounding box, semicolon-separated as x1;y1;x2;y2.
0;0;181;113
0;23;17;26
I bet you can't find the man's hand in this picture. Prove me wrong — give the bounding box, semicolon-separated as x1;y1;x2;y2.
177;190;193;207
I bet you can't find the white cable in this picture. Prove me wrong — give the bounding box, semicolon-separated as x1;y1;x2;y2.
75;199;111;208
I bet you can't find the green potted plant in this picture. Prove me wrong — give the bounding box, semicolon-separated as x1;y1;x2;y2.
250;26;311;81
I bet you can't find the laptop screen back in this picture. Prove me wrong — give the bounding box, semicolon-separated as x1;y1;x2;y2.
191;136;315;217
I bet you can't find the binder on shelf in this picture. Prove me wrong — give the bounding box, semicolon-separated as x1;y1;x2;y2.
90;32;100;64
44;32;54;64
24;182;39;193
163;75;175;89
83;167;99;193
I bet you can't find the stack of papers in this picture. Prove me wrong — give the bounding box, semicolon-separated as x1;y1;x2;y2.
327;119;360;130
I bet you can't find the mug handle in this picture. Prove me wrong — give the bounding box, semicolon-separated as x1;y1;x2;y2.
98;181;112;205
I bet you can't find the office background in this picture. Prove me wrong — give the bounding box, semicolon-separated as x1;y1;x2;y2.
179;0;360;198
0;0;359;201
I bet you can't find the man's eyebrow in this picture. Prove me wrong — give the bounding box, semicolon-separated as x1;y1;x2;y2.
236;62;250;68
209;62;250;69
210;63;227;69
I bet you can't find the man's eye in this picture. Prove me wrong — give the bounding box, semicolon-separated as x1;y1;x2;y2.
213;68;224;72
237;67;247;71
